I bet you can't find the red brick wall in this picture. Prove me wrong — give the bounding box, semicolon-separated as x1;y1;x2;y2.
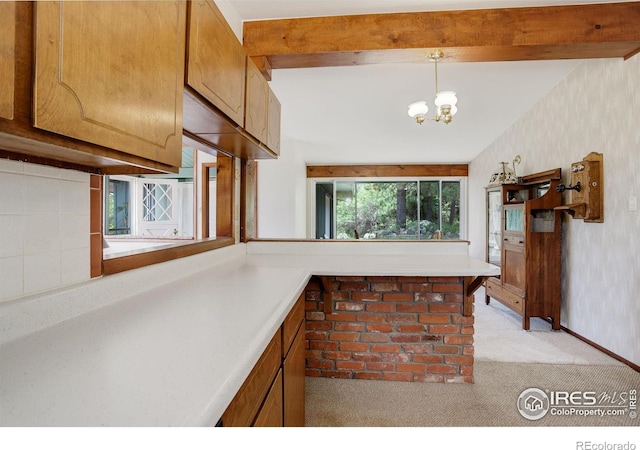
304;275;474;383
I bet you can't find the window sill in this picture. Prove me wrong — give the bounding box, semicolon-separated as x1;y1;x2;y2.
102;237;235;275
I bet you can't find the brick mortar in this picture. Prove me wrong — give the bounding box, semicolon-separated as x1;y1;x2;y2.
304;275;474;384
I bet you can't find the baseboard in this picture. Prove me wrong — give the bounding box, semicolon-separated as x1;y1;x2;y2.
560;324;640;373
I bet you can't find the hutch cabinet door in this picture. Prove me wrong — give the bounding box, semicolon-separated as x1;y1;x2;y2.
486;188;502;266
0;2;16;121
502;243;526;296
186;0;246;127
33;1;186;168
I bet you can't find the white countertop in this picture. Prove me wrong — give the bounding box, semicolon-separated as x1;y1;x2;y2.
0;241;498;426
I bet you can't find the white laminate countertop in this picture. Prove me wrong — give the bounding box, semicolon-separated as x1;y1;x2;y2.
0;241;499;426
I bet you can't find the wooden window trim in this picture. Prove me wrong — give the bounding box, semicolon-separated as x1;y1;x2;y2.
201;162;217;238
102;236;235;275
306;164;468;178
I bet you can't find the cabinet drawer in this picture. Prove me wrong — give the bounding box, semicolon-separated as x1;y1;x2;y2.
486;280;524;314
282;294;304;357
222;332;282;427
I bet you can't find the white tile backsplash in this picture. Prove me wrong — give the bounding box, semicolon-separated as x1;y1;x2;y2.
0;172;25;215
0;158;24;174
24;251;61;295
60;179;90;214
0;215;25;258
60;248;90;285
0;162;91;302
60;214;90;250
0;256;23;301
25;176;60;215
24;214;61;254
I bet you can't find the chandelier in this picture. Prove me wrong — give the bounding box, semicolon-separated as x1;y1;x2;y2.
407;49;458;125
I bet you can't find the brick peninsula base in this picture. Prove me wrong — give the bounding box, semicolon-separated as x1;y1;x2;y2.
304;275;475;383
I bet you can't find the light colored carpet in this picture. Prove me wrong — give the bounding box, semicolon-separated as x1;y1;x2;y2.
474;298;624;365
305;361;640;427
305;293;638;427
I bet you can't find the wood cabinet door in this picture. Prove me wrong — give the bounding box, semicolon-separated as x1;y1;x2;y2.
245;57;268;144
222;333;282;427
0;1;16;120
502;242;526;296
33;1;185;168
187;0;246;127
253;370;283;427
267;89;281;155
283;324;305;427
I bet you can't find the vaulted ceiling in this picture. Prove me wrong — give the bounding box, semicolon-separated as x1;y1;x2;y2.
228;0;640;164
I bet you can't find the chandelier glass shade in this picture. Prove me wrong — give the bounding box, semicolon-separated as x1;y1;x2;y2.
408;50;458;125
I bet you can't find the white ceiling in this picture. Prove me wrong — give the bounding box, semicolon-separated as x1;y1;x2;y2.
227;1;630;164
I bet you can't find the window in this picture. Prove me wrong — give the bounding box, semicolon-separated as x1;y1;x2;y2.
311;178;465;240
101;145;235;273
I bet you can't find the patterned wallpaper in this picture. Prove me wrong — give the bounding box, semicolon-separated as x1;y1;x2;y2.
469;55;640;365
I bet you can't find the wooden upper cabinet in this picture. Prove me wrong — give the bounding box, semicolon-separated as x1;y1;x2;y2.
245;57;269;145
32;1;186;168
186;0;246;127
0;2;16;121
267;89;281;155
245;56;281;155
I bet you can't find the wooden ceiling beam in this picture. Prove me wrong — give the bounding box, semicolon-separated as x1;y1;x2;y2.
242;2;640;69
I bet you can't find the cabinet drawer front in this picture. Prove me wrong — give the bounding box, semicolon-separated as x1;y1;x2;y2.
486;281;524;314
222;332;282;427
282;294;304;356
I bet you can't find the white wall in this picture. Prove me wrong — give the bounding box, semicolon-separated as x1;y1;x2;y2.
257;138;308;238
469;55;640;365
0;160;91;302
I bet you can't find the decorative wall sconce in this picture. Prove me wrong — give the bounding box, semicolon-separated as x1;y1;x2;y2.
555;152;604;222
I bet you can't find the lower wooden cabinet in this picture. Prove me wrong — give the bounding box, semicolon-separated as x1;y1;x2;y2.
221;294;305;427
221;332;281;427
283;323;305;427
253;370;283;427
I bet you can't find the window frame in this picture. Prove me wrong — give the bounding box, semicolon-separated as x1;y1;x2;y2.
307;175;467;241
99;149;238;276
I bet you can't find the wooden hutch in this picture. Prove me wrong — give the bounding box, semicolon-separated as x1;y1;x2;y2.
485;169;563;330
